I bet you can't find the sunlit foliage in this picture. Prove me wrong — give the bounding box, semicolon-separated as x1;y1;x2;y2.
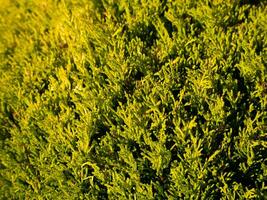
0;0;266;199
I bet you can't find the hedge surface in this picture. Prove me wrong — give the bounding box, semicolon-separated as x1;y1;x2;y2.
0;0;266;199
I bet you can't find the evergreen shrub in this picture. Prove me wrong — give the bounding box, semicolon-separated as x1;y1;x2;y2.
0;0;267;199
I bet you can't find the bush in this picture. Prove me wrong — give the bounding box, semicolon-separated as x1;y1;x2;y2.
0;0;266;199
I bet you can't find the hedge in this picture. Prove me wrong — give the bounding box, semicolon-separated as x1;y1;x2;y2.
0;0;266;199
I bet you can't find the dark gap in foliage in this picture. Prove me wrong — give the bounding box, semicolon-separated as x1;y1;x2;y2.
139;159;157;184
70;137;79;153
88;41;96;53
162;101;174;116
63;169;76;181
243;5;251;20
140;143;151;153
17;178;30;188
4;46;15;57
169;143;184;164
254;36;264;56
38;79;49;96
150;131;158;142
242;162;263;188
239;0;262;6
202;107;227;157
226;68;250;138
130;185;137;194
205;171;223;198
73;111;80;121
0;161;7;170
213;77;224;96
124;171;130;180
226;110;240;137
226;158;257;189
165;116;174;130
159;11;178;38
170;67;188;102
99;72;109;85
32;124;48;143
53;52;68;68
146;118;153;130
170;88;180;99
254;147;267;173
232;46;242;65
153;183;168;199
212;125;228;153
0;128;11;141
133;70;144;81
122;79;135;96
95;56;102;68
224;15;246;29
223;93;232;108
81;179;91;194
165;18;177;38
0;175;12;188
89;121;109;147
254;131;267;141
68;75;76;90
169;48;181;64
84;60;93;75
34;39;44;53
95;178;108;200
47;179;59;190
184;104;198;118
50;102;61;116
7;151;19;163
112;143;120;158
120;24;129;36
215;4;246;31
128;140;141;159
111;94;127;112
61;160;68;167
201;101;210;114
165;117;181;162
127;22;158;48
96;1;126;22
123;70;145;97
150;59;167;76
2;102;20;128
197;114;206;125
91;0;105;18
67;95;76;109
158;164;172;194
159;0;168;13
181;13;204;37
112;3;126;22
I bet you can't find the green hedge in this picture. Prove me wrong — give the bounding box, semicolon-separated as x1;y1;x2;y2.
0;0;266;199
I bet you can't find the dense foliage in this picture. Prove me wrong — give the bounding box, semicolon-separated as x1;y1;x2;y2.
0;0;267;199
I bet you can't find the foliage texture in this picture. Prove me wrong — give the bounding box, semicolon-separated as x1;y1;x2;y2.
0;0;267;199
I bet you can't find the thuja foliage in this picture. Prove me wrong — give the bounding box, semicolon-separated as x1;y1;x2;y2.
0;0;267;199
